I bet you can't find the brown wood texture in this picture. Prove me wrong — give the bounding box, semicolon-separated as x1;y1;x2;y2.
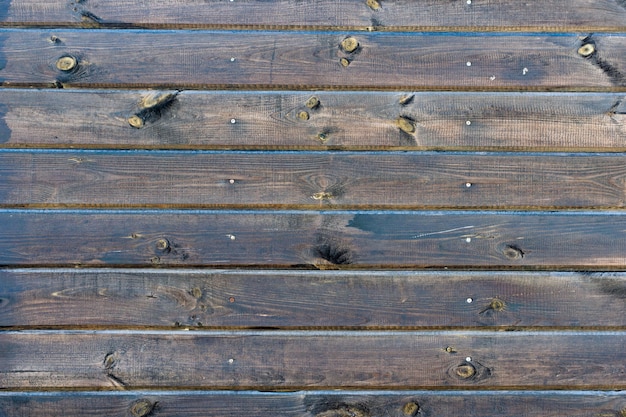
1;30;626;90
1;90;625;150
5;151;626;209
1;210;626;268
3;0;626;31
1;330;625;389
1;269;625;329
2;391;626;417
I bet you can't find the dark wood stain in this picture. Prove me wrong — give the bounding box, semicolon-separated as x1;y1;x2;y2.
1;90;624;150
4;151;626;208
1;331;625;389
3;0;626;30
2;270;626;328
1;0;625;414
1;30;625;90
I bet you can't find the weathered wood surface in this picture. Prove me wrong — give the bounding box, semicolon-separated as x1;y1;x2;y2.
1;90;625;150
6;151;626;209
1;30;626;90
2;269;625;329
3;0;626;31
2;330;625;389
1;210;626;268
2;390;626;417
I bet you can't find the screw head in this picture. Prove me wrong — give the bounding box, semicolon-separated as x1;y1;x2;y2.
297;110;310;121
56;55;77;72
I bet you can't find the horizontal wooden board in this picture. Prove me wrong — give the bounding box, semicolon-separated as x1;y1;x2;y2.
1;269;626;329
1;30;626;90
3;0;626;32
1;90;625;151
5;151;626;209
1;210;626;268
2;390;626;417
1;330;625;389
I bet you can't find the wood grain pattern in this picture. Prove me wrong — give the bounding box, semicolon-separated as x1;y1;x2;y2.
2;390;626;417
1;330;625;389
1;210;626;268
1;269;625;329
3;0;626;31
5;151;626;209
1;30;625;90
1;90;625;150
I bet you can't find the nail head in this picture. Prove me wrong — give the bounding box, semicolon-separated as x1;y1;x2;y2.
298;110;310;121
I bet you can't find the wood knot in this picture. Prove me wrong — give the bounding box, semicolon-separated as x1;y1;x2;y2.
366;0;381;10
402;401;420;416
306;96;321;109
312;192;333;200
127;115;144;129
130;399;155;417
444;346;457;354
103;352;118;370
190;287;202;299
502;244;524;260
489;298;505;311
395;116;416;134
156;238;170;252
316;405;370;417
56;55;77;72
341;37;359;53
399;94;414;106
455;363;476;379
140;92;177;110
298;110;310;121
578;43;595;57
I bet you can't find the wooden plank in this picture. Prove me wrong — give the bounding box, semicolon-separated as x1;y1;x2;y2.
1;90;625;151
2;269;626;329
3;0;626;32
2;390;626;417
5;150;626;209
1;210;626;268
1;30;625;90
1;330;625;389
